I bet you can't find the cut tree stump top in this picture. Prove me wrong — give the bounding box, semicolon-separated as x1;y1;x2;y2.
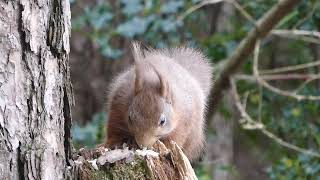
70;141;197;180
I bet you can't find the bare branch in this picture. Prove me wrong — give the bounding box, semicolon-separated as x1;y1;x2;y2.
207;0;302;119
260;60;320;75
253;40;320;101
293;1;319;29
272;30;320;39
230;79;320;158
236;74;320;81
177;0;225;21
228;0;256;25
271;30;320;44
178;0;257;25
294;76;320;93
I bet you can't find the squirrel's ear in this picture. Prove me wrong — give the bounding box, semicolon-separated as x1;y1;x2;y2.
152;66;169;99
158;71;167;98
131;41;144;94
134;64;143;94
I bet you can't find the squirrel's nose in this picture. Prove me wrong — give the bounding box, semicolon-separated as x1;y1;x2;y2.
135;136;157;149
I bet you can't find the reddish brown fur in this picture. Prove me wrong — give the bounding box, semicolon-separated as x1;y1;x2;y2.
105;43;213;161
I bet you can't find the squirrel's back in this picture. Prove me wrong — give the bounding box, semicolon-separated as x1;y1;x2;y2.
147;47;212;98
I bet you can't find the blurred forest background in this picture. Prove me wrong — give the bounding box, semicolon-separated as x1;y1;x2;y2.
69;0;320;179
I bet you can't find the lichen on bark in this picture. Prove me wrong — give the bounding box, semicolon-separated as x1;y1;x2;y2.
71;141;198;180
0;0;72;179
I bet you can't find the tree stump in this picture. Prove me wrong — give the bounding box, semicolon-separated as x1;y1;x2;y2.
70;141;197;180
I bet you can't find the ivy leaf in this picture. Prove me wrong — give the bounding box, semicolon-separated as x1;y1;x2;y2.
160;17;181;33
91;12;113;30
161;1;184;14
298;154;312;163
116;17;149;38
72;15;87;30
121;0;143;16
83;4;113;30
95;37;122;59
291;107;301;117
101;47;123;59
192;0;201;3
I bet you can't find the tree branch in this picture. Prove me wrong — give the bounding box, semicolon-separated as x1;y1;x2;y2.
259;60;320;75
253;40;320;101
207;0;302;119
230;78;320;158
271;30;320;44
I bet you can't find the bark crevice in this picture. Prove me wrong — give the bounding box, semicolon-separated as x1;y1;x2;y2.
18;3;31;53
47;0;65;58
63;87;72;166
17;142;24;180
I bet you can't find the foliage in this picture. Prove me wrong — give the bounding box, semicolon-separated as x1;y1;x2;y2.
267;154;320;179
235;2;320;179
194;164;212;180
72;112;106;149
72;0;208;59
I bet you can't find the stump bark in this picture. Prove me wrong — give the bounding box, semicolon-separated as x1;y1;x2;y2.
70;141;198;180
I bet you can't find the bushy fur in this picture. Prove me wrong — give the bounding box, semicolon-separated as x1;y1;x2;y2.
105;42;213;161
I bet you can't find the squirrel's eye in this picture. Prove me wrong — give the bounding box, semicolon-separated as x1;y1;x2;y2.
128;115;133;123
159;114;167;126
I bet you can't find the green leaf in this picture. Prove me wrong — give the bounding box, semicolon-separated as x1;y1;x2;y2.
116;17;150;38
121;0;143;16
160;1;184;14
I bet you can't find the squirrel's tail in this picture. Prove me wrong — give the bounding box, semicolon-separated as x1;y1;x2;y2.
161;47;213;98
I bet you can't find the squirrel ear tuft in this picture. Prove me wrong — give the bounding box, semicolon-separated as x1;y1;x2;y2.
131;41;144;94
134;65;143;94
151;66;169;98
131;41;144;63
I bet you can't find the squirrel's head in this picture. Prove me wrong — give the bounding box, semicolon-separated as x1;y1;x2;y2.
127;42;176;148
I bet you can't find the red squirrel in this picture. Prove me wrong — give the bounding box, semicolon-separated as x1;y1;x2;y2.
105;42;213;161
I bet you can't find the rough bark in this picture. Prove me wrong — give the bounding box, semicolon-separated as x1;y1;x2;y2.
0;0;72;179
71;141;197;180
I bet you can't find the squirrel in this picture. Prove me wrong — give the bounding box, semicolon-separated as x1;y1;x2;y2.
105;42;213;161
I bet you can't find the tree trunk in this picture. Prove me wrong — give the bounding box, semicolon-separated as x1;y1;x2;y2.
206;90;235;180
0;0;72;179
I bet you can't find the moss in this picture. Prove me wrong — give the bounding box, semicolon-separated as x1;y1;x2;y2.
87;156;151;180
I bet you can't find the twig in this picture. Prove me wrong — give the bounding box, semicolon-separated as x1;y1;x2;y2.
207;0;302;119
177;0;225;21
230;78;320;158
236;74;320;81
260;60;320;75
271;30;320;44
178;0;257;27
228;0;256;25
258;84;262;122
242;91;250;109
293;1;319;29
253;40;320;101
272;30;320;39
293;76;320;93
